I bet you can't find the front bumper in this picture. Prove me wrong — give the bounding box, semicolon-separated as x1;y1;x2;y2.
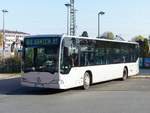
21;81;61;89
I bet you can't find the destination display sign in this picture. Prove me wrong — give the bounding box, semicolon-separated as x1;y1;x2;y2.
24;37;60;46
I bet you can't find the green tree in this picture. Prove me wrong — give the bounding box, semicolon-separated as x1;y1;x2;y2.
132;35;145;42
133;35;149;57
81;31;88;37
102;32;114;40
143;38;149;57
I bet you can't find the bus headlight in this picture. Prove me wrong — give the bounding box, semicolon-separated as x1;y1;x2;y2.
59;80;64;84
50;80;64;84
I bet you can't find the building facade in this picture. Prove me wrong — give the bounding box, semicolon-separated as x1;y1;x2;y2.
0;30;30;57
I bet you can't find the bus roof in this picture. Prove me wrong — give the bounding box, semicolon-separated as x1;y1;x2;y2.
62;35;138;45
25;34;138;45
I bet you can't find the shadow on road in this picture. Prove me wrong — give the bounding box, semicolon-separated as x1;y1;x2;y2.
0;77;67;95
0;77;129;95
9;87;66;95
0;77;20;94
1;73;150;95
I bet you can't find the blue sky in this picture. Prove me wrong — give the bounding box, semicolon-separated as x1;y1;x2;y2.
0;0;150;40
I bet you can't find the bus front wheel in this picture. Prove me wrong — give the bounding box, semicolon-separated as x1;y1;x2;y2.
83;72;91;90
122;68;128;81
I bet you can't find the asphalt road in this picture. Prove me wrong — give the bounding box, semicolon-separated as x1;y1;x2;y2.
0;76;150;113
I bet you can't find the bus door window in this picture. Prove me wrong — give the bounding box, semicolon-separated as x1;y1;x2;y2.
106;47;112;64
80;50;90;66
111;43;122;64
80;39;95;66
84;52;89;66
63;47;72;67
60;37;79;74
71;49;79;67
95;41;106;65
121;44;130;63
129;44;137;62
95;48;105;65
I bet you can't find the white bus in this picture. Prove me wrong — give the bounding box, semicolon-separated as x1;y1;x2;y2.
21;34;139;89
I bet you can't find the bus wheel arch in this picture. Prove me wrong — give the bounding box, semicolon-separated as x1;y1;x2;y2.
83;70;93;90
122;66;128;81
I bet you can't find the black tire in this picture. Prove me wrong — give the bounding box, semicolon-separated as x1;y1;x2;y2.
83;72;91;90
122;68;128;81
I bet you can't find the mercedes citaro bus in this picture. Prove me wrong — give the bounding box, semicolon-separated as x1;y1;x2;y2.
21;34;139;89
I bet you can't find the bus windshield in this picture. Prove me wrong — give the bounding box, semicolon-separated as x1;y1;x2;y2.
23;37;60;74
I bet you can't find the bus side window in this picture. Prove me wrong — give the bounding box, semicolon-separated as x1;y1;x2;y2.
95;48;105;65
61;46;72;74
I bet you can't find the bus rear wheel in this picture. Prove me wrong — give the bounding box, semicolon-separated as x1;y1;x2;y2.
122;68;128;81
83;72;91;90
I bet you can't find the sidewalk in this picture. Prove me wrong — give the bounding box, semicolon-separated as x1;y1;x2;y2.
139;69;150;75
131;69;150;79
0;74;20;80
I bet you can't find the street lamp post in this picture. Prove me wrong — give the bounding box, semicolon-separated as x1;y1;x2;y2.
74;9;78;36
65;3;71;35
98;11;105;38
1;9;8;57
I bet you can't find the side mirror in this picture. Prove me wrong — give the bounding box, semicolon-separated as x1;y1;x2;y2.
21;41;24;46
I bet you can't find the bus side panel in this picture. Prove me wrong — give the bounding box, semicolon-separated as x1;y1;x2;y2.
59;64;124;89
127;60;139;76
59;67;85;89
91;64;124;83
59;61;139;89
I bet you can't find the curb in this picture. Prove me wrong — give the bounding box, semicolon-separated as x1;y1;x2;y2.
130;75;150;79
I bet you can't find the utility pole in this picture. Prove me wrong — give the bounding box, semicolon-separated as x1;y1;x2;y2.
74;9;78;36
70;0;75;36
1;9;8;58
98;11;105;38
65;3;71;35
